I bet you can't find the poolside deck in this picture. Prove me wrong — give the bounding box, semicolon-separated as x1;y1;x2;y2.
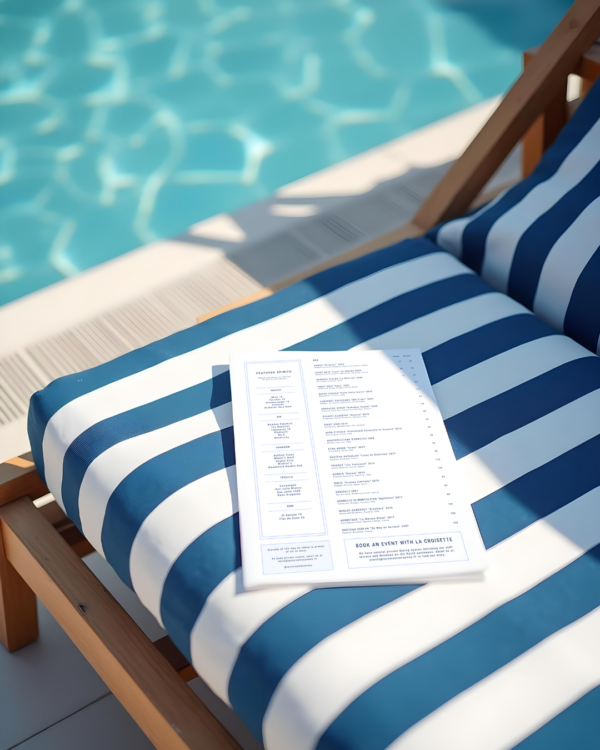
0;99;520;749
0;96;518;466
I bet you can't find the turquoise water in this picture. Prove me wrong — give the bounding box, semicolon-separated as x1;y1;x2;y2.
0;0;570;306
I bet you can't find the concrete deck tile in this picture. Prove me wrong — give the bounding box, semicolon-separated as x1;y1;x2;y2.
12;694;153;750
0;602;108;750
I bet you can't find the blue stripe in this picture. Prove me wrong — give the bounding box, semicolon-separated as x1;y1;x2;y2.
513;685;600;750
72;296;549;545
423;313;552;384
316;545;600;750
153;439;592;731
149;306;590;741
474;434;600;548
508;162;600;309
61;372;232;528
160;515;241;661
28;237;439;479
460;178;557;276
454;78;600;275
229;585;418;741
63;270;487;530
223;431;598;743
564;246;600;353
101;427;236;586
425;200;487;245
446;356;600;459
288;273;492;352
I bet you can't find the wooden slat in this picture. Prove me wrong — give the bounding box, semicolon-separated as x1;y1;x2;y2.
576;41;600;81
0;459;95;556
0;452;48;506
522;49;568;178
37;500;96;557
0;510;38;651
37;497;70;527
154;635;198;683
523;41;600;81
58;523;96;558
0;497;241;750
413;0;600;229
28;498;197;681
581;76;597;95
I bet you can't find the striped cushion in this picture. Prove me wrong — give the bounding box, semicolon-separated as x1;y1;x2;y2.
431;78;600;355
28;237;600;750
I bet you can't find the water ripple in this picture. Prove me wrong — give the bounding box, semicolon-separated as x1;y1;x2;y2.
0;0;568;305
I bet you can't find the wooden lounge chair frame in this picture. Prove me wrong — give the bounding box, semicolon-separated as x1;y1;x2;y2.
1;2;600;747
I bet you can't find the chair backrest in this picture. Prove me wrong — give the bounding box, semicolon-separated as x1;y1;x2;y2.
431;79;600;355
522;41;600;178
413;0;600;230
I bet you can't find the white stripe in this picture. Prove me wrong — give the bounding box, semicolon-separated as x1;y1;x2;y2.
76;293;521;554
386;606;600;750
458;388;600;504
433;335;591;420
160;297;530;699
191;569;310;705
43;251;467;508
262;486;600;750
481;118;600;292
186;329;592;710
129;465;238;626
534;195;600;332
79;403;233;554
355;292;529;352
82;294;524;552
436;191;506;259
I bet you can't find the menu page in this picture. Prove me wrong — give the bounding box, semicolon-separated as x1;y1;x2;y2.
229;350;486;589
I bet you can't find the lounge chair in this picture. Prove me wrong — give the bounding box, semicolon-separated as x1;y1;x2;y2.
2;1;600;748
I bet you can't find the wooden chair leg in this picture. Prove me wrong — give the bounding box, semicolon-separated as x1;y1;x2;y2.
0;516;39;651
0;497;241;750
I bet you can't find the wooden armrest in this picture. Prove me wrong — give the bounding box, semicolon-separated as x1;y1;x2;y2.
0;453;48;506
414;0;600;228
0;497;239;749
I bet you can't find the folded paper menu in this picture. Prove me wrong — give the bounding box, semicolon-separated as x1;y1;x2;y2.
229;350;486;590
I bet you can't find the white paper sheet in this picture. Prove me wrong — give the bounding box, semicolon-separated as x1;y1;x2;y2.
230;350;486;589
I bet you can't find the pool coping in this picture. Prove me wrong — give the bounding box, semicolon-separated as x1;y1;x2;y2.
0;96;521;461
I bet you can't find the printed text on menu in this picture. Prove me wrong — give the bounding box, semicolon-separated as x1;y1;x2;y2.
230;350;486;589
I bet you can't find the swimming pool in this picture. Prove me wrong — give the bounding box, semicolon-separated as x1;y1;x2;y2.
0;0;571;306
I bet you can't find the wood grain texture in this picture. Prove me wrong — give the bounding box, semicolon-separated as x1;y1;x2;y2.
0;498;241;750
5;495;196;679
576;41;600;83
0;453;48;506
1;12;598;748
37;500;96;558
522;49;568;178
522;41;600;177
413;0;600;229
155;635;198;683
0;511;38;651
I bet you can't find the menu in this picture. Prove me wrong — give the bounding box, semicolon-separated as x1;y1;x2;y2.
229;350;486;589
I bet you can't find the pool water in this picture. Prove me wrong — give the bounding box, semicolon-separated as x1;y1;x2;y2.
0;0;571;306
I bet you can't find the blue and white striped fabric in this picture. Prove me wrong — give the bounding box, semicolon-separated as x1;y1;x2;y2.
430;79;600;355
28;237;600;750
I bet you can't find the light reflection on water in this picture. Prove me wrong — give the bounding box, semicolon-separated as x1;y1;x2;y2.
0;0;570;305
